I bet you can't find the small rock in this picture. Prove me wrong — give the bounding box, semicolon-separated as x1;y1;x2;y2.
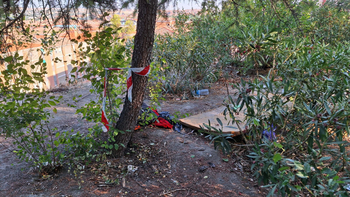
208;162;215;168
171;179;179;185
127;165;138;173
198;148;205;151
184;141;189;144
198;165;208;173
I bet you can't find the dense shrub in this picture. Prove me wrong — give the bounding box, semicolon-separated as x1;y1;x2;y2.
227;40;350;196
0;27;64;170
194;0;350;195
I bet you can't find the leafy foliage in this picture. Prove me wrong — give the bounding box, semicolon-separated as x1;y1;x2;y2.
0;22;128;174
71;24;164;144
195;0;350;195
3;1;350;195
123;20;136;38
0;27;63;170
110;14;122;29
227;32;350;197
152;11;230;94
71;27;130;129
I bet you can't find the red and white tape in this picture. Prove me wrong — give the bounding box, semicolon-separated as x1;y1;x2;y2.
101;65;150;132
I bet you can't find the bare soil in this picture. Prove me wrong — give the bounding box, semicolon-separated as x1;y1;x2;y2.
0;80;267;197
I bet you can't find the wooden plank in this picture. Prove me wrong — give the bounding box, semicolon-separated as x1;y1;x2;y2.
179;106;247;137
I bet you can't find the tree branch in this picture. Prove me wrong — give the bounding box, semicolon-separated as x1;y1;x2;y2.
0;0;30;35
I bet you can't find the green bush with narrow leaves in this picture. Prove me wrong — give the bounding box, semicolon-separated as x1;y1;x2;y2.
196;0;350;196
222;38;350;196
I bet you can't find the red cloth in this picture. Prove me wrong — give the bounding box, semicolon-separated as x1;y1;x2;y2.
153;117;173;129
151;109;173;129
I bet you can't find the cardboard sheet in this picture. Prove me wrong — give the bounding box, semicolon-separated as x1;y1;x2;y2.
179;106;247;137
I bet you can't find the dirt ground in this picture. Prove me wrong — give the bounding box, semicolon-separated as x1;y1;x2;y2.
0;80;267;197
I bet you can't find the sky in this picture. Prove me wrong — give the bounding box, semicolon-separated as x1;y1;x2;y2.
120;0;204;10
171;0;203;10
167;1;222;11
28;0;205;12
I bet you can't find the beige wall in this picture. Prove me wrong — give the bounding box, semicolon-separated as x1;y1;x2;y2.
0;42;85;91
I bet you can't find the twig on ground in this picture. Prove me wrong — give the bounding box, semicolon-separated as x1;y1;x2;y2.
186;188;191;196
131;178;147;188
235;121;249;144
159;189;186;196
189;187;213;197
51;190;61;196
157;179;169;189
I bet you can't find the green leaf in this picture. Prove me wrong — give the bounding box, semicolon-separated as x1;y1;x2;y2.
296;171;308;178
253;118;260;126
319;156;331;161
273;142;283;149
333;175;339;181
267;184;278;197
71;67;78;73
48;100;56;106
266;38;277;43
273;153;282;163
324;101;331;115
326;141;346;145
222;158;229;162
294;162;304;170
216;118;223;127
278;166;289;171
4;56;13;62
53;108;57;114
114;144;119;150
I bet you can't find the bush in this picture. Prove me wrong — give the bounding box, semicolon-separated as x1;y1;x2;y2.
224;38;350;196
198;1;350;195
152;11;235;94
0;28;63;170
0;25;121;174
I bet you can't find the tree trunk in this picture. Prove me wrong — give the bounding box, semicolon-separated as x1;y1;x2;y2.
113;0;158;157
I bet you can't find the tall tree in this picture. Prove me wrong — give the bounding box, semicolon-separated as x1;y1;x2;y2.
0;0;201;157
114;0;158;157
